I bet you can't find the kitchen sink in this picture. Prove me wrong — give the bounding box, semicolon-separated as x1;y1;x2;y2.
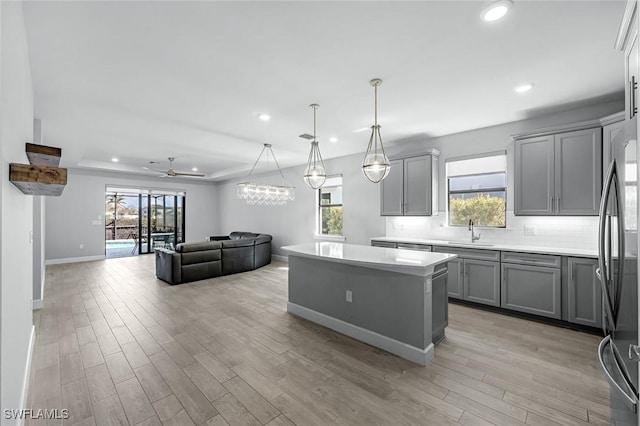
447;241;494;247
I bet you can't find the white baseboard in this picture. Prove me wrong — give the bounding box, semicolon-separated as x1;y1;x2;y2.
32;299;43;310
287;302;433;366
272;254;288;262
45;254;105;265
18;325;36;425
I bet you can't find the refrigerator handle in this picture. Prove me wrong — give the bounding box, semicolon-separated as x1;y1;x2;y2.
598;160;618;331
613;169;626;324
598;335;638;411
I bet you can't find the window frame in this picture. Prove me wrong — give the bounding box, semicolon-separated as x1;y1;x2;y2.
447;171;507;228
316;178;343;236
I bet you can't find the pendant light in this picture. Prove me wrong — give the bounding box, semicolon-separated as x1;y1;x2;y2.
362;78;390;183
303;104;327;189
236;144;295;205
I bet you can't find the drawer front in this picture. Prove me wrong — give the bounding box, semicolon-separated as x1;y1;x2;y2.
371;241;397;248
501;263;561;319
397;243;432;252
433;246;500;261
501;251;561;268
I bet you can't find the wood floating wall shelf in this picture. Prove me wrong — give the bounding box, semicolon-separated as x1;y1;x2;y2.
10;143;67;196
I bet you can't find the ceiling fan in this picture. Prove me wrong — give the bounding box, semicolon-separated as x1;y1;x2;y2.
143;157;205;177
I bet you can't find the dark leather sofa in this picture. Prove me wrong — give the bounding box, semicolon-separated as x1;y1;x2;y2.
155;232;272;285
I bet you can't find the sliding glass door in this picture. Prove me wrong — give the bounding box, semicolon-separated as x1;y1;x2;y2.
105;187;186;258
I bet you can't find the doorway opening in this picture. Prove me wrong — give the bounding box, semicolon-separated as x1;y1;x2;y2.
105;187;186;259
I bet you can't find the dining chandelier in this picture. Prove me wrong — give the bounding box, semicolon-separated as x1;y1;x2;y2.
362;78;391;183
236;144;295;205
303;104;327;189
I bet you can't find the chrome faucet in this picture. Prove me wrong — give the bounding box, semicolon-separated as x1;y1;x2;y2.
468;219;481;243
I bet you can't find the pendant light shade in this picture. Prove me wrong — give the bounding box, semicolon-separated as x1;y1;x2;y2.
236;144;295;206
303;104;327;189
362;79;390;183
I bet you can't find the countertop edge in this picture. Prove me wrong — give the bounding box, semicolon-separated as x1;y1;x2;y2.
369;237;598;258
282;243;457;277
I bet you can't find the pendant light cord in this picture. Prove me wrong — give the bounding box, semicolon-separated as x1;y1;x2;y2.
374;83;378;128
245;144;288;184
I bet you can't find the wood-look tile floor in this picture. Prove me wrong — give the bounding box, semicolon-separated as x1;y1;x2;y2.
26;255;609;426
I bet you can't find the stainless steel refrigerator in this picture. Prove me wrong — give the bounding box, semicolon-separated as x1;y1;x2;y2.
598;116;638;425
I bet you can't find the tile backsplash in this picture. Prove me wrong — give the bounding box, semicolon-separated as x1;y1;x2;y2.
386;212;598;250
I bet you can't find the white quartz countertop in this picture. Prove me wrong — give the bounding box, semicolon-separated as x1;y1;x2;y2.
369;236;598;258
282;242;457;277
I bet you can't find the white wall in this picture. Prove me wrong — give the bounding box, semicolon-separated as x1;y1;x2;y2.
1;1;35;421
217;152;385;256
216;100;623;255
32;196;44;306
45;168;220;261
382;100;623;251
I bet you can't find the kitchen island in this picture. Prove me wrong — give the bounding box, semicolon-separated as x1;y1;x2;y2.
282;242;456;366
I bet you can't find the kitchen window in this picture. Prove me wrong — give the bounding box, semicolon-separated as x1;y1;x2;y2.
317;176;343;236
446;152;507;227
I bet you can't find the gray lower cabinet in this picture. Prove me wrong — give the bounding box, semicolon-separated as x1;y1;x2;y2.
446;258;463;300
397;243;431;252
501;263;561;319
371;240;397;248
433;246;500;305
566;257;601;327
464;259;501;306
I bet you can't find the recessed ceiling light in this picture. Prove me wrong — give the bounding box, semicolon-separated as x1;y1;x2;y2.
111;157;119;162
329;137;338;143
192;167;198;172
481;0;512;22
258;114;271;122
514;83;534;93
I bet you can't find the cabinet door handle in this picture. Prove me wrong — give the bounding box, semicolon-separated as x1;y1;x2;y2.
632;76;638;118
569;265;573;283
551;196;554;213
556;196;560;213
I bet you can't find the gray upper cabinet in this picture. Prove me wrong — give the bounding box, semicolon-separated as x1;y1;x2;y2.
514;127;602;216
602;116;625;170
380;158;404;215
380;151;439;216
404;155;431;215
514;135;555;215
567;257;601;327
554;128;602;215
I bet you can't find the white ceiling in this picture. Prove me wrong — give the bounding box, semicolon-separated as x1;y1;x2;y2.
22;0;626;181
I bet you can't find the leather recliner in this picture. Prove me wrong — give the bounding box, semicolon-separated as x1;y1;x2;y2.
155;232;272;285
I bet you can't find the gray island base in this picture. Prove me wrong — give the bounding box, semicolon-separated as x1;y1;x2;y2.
282;242;456;366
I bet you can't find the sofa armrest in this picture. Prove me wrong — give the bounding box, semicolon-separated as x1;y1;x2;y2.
208;236;231;241
155;248;181;284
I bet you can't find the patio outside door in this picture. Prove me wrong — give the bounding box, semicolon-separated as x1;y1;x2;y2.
105;187;186;258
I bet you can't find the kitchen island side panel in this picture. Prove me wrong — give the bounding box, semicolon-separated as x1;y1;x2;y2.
288;255;430;349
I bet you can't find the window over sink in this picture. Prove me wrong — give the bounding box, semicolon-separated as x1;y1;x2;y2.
446;152;507;227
